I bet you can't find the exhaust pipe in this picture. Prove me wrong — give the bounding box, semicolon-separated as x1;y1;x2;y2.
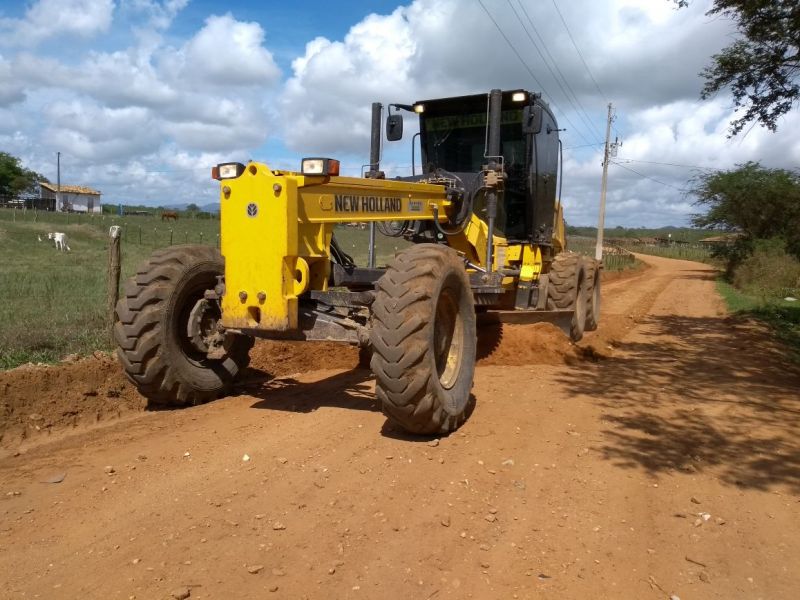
368;102;382;177
485;89;503;272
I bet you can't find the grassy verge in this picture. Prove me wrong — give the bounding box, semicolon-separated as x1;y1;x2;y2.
716;277;800;360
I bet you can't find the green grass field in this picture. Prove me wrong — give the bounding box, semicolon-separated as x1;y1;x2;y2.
0;210;220;368
0;210;407;369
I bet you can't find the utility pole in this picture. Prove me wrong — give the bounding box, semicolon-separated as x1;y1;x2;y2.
57;151;61;212
595;103;614;262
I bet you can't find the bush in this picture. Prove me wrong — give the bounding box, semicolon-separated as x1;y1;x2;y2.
732;238;800;299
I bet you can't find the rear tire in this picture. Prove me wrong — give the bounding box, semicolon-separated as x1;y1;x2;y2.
370;244;476;435
583;258;601;332
546;252;587;342
114;245;253;406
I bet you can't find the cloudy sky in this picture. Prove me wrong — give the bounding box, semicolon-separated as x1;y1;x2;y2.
1;0;798;227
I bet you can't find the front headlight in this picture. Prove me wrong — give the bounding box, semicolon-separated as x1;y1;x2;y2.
301;157;340;176
212;162;246;180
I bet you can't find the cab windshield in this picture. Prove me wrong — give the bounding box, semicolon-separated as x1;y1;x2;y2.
421;109;525;174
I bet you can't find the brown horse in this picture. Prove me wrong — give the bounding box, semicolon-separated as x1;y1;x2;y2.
161;210;179;221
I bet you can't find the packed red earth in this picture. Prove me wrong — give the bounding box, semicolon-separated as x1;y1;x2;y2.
1;254;798;599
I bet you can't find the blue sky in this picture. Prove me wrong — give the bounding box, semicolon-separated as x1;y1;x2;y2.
0;0;798;226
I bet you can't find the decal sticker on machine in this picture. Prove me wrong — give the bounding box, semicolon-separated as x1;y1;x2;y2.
408;201;423;213
334;195;402;213
246;202;258;217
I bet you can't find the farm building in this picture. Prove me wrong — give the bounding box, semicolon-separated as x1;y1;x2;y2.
37;181;102;213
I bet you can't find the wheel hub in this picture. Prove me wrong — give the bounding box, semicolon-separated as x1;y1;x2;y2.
434;289;464;390
187;298;223;355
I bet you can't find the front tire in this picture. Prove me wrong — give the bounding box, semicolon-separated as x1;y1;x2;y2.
114;245;253;406
370;244;476;435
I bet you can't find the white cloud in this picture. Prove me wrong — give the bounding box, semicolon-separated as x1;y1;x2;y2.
0;54;25;106
0;5;282;207
1;0;797;226
41;100;161;160
170;14;281;88
0;0;114;47
122;0;189;31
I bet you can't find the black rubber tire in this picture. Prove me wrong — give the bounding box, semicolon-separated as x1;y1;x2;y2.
546;252;587;342
370;244;476;435
583;258;601;332
114;245;253;406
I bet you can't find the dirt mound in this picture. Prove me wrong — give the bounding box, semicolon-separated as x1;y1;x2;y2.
477;322;586;365
0;353;146;447
248;323;585;374
248;340;360;375
1;324;588;448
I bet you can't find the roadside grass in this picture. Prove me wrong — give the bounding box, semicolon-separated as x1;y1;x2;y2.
717;278;800;361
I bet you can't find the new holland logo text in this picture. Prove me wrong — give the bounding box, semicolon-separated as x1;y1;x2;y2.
334;195;402;213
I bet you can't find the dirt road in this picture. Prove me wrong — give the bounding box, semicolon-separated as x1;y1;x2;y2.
2;255;799;599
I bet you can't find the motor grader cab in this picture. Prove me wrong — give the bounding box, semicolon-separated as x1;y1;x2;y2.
114;89;600;435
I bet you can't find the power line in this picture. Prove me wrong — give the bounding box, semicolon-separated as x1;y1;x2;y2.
477;0;595;147
550;0;608;103
513;0;605;143
564;142;605;150
615;157;721;171
611;161;688;192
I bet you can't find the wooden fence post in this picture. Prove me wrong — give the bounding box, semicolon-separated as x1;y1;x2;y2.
107;226;122;344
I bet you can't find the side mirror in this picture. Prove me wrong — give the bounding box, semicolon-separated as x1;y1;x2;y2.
386;114;403;141
522;105;543;134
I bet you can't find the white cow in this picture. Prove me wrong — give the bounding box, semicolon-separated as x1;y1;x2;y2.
47;232;71;252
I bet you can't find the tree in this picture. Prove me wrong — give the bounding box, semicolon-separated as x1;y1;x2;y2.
691;162;800;267
0;152;47;199
676;0;800;136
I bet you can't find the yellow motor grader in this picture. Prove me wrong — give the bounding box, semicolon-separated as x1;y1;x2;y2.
114;89;600;434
